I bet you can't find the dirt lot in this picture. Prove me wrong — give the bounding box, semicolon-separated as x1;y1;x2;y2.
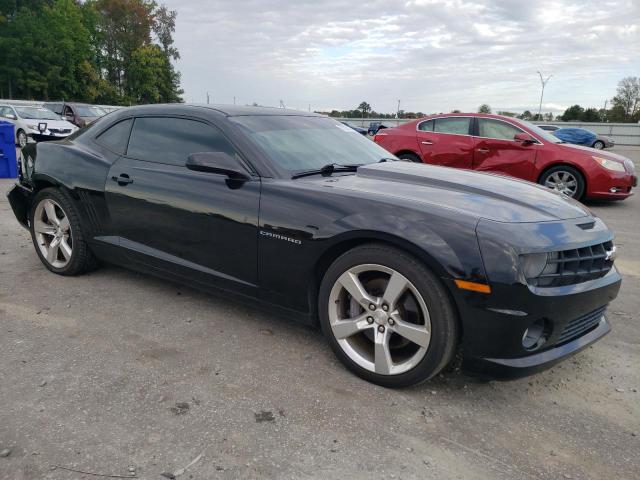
1;148;639;480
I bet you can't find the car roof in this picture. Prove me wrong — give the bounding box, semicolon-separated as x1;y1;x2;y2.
107;103;321;118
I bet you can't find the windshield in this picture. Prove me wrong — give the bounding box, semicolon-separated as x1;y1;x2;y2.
15;107;61;120
75;105;107;117
518;119;563;143
231;115;396;173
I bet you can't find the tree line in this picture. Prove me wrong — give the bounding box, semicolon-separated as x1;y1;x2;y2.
321;76;640;123
0;0;182;105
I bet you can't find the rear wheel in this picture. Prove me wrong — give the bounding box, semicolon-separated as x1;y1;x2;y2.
319;244;458;388
539;165;585;199
397;152;422;163
29;188;98;275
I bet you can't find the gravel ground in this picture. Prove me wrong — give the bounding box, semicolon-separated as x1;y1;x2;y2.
0;147;639;480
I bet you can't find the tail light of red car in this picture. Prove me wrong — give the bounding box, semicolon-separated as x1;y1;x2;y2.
373;132;387;143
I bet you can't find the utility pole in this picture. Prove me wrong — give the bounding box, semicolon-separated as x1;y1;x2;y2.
537;71;552;121
233;96;236;105
279;100;285;109
396;99;401;119
206;92;210;104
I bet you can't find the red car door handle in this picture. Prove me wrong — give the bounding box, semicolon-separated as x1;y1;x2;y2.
477;148;490;154
421;141;433;145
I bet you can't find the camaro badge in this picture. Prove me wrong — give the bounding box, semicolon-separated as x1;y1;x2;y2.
260;230;302;245
605;245;617;262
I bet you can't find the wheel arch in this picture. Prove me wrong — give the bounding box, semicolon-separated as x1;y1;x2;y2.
309;232;462;334
394;149;422;162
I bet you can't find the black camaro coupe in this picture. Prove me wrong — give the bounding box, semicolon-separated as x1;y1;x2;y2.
8;104;621;387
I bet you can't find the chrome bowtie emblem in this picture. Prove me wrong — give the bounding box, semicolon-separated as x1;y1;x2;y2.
605;246;617;262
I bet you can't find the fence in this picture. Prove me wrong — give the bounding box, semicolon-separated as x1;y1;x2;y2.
337;117;640;146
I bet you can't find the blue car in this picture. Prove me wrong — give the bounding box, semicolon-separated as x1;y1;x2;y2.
553;127;614;150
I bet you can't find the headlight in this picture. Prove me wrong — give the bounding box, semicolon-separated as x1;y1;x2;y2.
593;156;626;172
26;124;38;130
521;252;558;279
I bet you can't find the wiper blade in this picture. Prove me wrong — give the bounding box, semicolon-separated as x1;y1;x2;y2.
291;163;361;179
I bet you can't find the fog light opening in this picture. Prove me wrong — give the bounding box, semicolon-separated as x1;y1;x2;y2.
522;319;552;351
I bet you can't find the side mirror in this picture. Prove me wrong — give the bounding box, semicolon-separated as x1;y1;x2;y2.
514;132;535;144
186;152;250;180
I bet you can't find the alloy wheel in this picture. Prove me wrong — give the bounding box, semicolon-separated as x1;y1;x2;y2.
33;198;73;268
544;170;578;197
328;264;431;375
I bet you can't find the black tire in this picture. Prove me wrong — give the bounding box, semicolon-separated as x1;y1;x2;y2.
592;140;605;150
539;165;585;199
29;187;99;276
318;243;458;388
397;152;422;163
16;129;27;148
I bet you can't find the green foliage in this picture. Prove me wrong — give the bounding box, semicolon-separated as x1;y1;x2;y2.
561;105;585;122
477;104;491;114
0;0;182;104
611;76;639;121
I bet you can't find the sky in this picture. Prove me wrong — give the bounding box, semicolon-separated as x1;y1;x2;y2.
162;0;640;115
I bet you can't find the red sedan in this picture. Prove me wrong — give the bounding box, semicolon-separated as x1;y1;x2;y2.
374;113;637;200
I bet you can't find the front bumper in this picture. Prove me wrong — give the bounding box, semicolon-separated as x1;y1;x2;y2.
31;132;73;142
7;183;32;229
587;167;636;199
446;267;621;379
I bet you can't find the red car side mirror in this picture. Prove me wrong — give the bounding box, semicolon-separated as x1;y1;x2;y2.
514;132;536;144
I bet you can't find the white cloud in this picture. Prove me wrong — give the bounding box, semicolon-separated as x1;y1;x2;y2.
163;0;640;114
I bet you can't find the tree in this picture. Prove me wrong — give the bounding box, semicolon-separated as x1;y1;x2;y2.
0;0;182;104
611;77;640;120
581;108;601;122
478;104;491;114
357;101;371;118
561;105;585;122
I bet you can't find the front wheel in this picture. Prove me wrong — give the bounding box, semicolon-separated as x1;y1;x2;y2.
592;140;605;150
318;244;458;388
539;165;585;199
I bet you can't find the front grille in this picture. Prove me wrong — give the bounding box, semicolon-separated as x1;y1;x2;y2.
48;128;71;134
529;241;615;287
556;306;606;345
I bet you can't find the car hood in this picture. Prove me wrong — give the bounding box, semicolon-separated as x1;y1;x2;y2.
23;118;76;129
321;162;591;223
556;142;623;158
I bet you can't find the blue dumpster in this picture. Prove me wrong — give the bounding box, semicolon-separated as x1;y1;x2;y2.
0;121;18;178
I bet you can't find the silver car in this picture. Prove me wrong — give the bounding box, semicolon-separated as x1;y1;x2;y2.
0;105;78;148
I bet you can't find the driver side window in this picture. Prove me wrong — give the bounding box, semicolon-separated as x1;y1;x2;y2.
126;117;238;166
478;119;523;141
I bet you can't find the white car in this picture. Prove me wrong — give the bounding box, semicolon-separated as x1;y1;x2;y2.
0;105;78;148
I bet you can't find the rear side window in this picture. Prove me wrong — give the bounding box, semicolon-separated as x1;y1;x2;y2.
478;118;523;141
434;117;471;135
417;120;434;131
96;119;133;154
127;117;236;166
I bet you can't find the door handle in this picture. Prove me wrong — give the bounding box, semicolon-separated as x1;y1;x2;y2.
477;148;490;154
421;141;433;145
112;174;133;186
